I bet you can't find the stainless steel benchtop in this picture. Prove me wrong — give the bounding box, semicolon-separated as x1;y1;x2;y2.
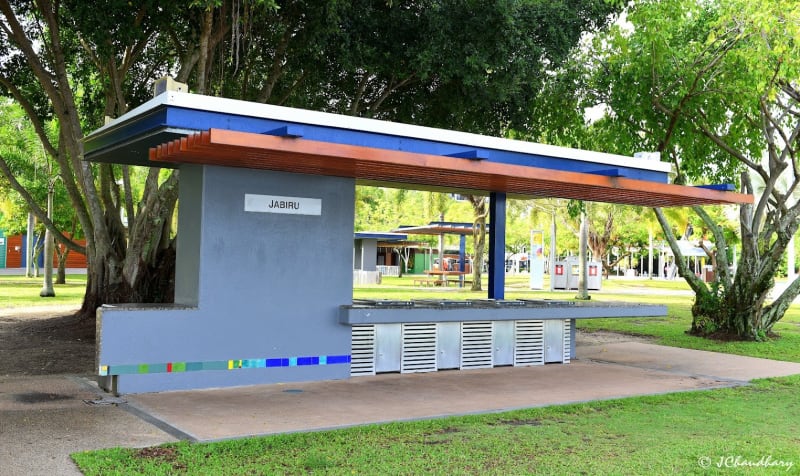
339;299;666;325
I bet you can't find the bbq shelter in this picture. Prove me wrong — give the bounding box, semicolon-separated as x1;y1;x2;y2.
84;90;751;394
353;231;408;273
353;231;409;284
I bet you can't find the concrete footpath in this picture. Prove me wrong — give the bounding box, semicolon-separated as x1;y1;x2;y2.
3;339;800;475
0;375;177;476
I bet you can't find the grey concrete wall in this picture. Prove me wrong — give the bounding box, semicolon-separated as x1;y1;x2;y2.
353;240;362;270
98;165;355;393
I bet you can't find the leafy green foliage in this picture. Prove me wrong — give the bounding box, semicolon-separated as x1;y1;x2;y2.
0;100;76;236
577;0;800;339
582;1;745;183
209;0;619;135
1;0;624;315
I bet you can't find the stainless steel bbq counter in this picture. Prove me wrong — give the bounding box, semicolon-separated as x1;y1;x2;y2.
340;299;667;325
341;299;666;375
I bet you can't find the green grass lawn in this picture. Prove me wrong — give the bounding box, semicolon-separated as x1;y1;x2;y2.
73;375;800;475
0;274;87;308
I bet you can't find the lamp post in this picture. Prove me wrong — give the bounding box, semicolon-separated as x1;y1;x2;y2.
530;202;558;292
39;177;56;297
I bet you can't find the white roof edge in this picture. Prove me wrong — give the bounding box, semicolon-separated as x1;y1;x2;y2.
356;231;408;236
86;93;175;137
94;91;671;173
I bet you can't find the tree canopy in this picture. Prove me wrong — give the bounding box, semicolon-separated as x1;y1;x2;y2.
579;0;800;339
0;0;620;318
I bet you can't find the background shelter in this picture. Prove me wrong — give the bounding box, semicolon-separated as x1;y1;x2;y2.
353;231;408;284
394;221;477;285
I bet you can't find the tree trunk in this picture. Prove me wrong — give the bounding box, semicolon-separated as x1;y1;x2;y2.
656;185;800;341
78;171;179;318
80;244;176;317
56;247;67;285
576;210;590;300
467;195;488;291
32;231;44;278
471;216;486;291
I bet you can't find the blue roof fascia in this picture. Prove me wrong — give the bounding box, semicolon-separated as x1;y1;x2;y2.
87;103;668;183
694;184;736;192
264;125;304;137
169;106;668;182
446;149;491;160
588;168;625;177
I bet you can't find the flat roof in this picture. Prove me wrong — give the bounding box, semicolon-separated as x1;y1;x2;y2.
84;91;752;207
354;232;408;241
86;91;670;175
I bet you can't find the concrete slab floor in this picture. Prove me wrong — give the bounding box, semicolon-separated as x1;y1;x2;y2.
128;342;780;442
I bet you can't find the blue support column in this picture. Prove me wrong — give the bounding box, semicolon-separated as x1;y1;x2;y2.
459;234;466;287
488;192;506;299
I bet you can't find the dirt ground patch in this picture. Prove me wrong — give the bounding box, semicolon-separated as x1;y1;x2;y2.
0;306;94;376
574;329;655;346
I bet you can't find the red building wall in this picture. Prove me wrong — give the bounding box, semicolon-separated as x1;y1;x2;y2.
6;234;22;268
4;233;87;269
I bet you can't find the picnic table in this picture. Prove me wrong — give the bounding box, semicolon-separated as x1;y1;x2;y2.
420;270;470;288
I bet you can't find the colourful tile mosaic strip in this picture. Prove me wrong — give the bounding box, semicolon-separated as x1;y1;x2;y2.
99;354;351;377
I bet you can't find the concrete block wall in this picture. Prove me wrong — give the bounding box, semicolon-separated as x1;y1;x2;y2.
97;165;355;393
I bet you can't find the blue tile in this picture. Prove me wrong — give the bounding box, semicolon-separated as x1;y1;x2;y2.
297;356;315;366
266;358;283;368
326;355;351;365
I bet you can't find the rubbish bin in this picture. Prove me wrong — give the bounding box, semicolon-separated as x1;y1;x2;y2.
553;261;568;289
566;260;580;290
555;258;602;290
587;262;602;290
